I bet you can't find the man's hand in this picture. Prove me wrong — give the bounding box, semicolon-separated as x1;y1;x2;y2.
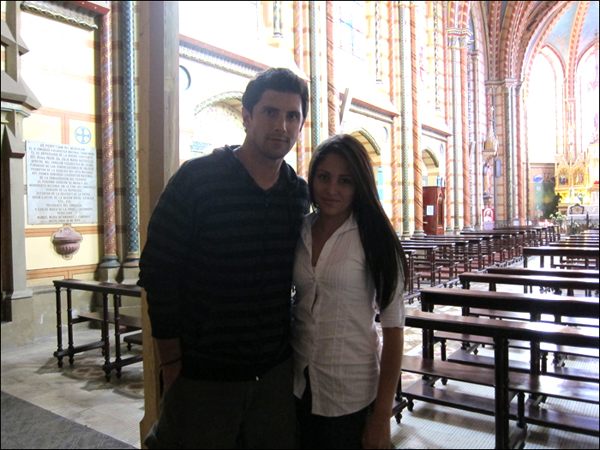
161;360;182;393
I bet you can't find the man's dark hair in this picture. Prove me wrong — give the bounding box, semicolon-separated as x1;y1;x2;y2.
242;68;309;121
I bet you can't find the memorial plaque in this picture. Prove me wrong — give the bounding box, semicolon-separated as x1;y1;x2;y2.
26;141;98;225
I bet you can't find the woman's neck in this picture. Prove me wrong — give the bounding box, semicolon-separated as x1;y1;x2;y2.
313;211;351;235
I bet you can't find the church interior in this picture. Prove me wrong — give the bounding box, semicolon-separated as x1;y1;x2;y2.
1;1;599;448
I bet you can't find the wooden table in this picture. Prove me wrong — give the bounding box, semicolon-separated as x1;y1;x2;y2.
53;279;142;380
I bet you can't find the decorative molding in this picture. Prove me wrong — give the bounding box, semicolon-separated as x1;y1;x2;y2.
21;1;99;29
349;101;394;124
26;264;99;280
179;39;264;79
194;92;244;116
26;226;101;238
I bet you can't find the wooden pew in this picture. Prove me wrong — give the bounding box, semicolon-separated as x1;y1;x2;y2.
523;246;599;269
461;231;518;266
401;244;442;287
396;310;599;446
549;241;599;248
418;235;485;271
485;266;600;296
53;279;142;381
405;240;460;283
459;271;599;297
419;288;599;379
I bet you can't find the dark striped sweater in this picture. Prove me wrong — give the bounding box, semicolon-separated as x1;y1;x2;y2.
138;146;310;381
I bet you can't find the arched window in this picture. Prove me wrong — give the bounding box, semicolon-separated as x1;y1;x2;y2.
527;50;561;162
576;47;599;150
335;1;368;86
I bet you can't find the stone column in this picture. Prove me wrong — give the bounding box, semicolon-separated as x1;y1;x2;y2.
1;1;40;310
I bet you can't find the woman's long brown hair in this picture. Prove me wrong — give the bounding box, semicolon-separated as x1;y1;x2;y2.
308;134;409;310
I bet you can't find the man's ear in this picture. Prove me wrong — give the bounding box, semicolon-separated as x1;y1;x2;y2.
242;107;252;129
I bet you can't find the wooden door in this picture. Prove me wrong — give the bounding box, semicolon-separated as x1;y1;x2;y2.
423;186;445;235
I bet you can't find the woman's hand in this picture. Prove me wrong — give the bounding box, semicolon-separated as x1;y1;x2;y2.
362;410;391;449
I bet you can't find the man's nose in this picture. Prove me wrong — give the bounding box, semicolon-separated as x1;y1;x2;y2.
273;113;287;131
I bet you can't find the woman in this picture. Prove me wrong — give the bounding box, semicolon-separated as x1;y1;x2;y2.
292;134;408;449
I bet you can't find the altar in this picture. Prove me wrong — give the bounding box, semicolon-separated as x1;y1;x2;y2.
556;142;599;221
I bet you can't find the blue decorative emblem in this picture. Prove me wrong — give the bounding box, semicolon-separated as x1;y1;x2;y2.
75;126;92;145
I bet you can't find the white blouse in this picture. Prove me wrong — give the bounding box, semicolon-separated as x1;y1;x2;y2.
291;212;405;417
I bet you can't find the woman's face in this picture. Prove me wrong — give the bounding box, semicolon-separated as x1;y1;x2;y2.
312;152;356;221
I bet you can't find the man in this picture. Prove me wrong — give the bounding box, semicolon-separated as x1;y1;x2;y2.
139;68;310;449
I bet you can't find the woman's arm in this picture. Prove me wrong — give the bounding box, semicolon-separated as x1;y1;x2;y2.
362;326;404;449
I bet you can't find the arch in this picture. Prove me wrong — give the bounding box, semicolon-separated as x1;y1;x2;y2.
347;127;381;158
194;91;244;116
187;92;245;161
422;148;440;186
519;2;575;86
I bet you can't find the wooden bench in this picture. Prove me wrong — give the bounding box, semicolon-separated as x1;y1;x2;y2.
523;246;599;270
419;288;599;380
401;244;443;287
405;241;460;284
417;236;484;271
396;310;599;446
53;279;142;381
485;267;600;295
461;232;516;266
459;271;599;297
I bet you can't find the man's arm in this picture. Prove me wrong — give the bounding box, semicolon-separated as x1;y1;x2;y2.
156;337;183;393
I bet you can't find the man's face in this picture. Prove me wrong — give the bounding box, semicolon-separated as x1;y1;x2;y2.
242;89;304;161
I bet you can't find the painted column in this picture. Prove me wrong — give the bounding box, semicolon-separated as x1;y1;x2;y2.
410;2;424;237
294;1;310;178
460;38;472;230
470;50;482;230
504;83;516;221
449;32;461;233
375;1;382;84
309;1;321;149
325;1;338;136
99;10;119;272
399;1;411;238
515;83;525;224
122;1;140;269
273;1;282;38
388;1;402;231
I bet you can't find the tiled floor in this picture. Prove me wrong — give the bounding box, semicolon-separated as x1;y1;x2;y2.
1;256;598;449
